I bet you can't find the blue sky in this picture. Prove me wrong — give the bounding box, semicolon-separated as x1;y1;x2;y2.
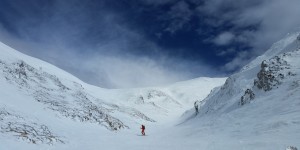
0;0;300;88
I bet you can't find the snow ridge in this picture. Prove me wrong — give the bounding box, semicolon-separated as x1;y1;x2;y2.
186;32;300;149
194;32;300;116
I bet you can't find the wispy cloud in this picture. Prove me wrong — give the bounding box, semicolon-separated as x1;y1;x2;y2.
216;48;236;57
223;51;253;72
0;0;221;88
3;0;297;87
198;0;300;71
163;1;193;34
213;32;235;46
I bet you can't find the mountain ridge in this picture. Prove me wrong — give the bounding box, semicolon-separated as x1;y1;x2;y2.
180;31;300;149
0;41;226;148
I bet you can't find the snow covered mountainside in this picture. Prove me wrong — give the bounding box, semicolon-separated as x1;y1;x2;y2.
2;30;299;150
183;32;300;149
0;41;226;149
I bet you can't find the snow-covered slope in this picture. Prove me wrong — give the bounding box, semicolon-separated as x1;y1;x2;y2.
0;41;226;149
181;32;300;149
3;31;299;150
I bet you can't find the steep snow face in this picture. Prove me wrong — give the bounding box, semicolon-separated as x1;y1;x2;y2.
192;32;300;116
183;32;300;149
0;56;143;131
0;41;226;147
241;32;300;72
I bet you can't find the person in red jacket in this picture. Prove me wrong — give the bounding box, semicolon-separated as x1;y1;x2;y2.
141;124;145;136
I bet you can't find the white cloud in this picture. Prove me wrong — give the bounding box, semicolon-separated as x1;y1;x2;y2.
199;0;300;71
82;56;188;88
235;0;300;50
163;1;193;34
1;13;220;88
216;48;235;56
222;51;253;72
213;32;235;45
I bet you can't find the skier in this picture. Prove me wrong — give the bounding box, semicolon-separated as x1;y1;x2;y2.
141;124;145;136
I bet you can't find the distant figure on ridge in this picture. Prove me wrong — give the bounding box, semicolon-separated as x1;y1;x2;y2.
194;101;199;115
141;124;145;136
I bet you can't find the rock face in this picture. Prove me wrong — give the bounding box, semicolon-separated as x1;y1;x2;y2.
238;49;299;106
0;108;64;144
240;89;255;106
254;56;290;91
286;146;298;150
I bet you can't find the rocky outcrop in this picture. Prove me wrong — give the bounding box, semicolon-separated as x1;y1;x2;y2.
240;89;255;105
286;146;298;150
240;50;298;106
254;56;291;91
0;108;64;144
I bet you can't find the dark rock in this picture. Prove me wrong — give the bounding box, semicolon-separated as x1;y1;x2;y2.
240;89;255;105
